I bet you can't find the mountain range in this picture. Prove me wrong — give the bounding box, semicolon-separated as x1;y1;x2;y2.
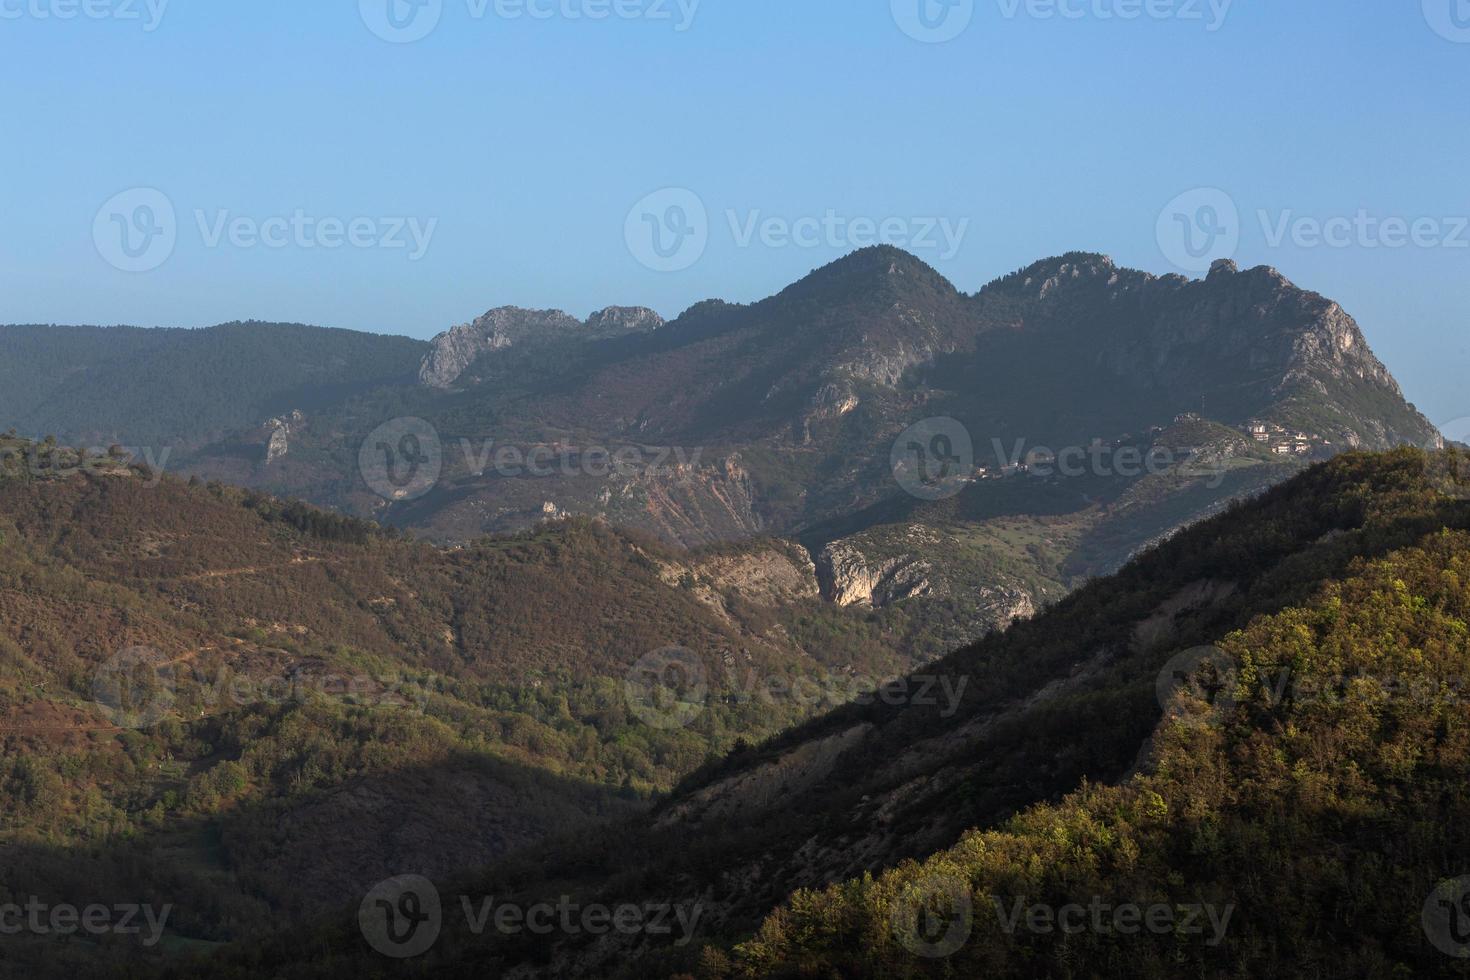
1;248;1443;651
0;250;1460;977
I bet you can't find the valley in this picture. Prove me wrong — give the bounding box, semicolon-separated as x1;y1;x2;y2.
0;250;1459;978
9;5;1465;976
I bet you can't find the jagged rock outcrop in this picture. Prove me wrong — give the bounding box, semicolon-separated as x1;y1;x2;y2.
1275;293;1442;449
584;305;664;336
659;541;820;613
417;308;581;388
265;426;289;464
418;306;664;388
816;539;940;608
996;251;1126;301
976;584;1036;628
799;380;862;442
611;454;764;547
810;381;860;419
815;527;1036;640
263;410;304;465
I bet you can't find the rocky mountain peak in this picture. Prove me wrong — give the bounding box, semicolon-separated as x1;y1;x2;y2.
418;307;581;387
1196;264;1401;395
418;304;662;389
584;306;665;337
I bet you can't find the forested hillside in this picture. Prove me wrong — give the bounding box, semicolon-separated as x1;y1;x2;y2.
180;447;1470;978
725;480;1470;977
0;441;929;976
0;321;426;446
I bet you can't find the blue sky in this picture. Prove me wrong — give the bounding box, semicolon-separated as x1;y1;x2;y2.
2;0;1467;426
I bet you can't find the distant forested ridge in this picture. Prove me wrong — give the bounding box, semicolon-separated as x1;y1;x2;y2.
0;321;426;446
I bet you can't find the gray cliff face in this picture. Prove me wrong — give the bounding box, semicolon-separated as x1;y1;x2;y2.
265;426;289;464
418;306;664;388
585;306;665;337
816;539;938;608
814;527;1038;645
263;410;304;465
816;536;1033;619
1292;302;1386;384
417;308;582;388
1275;296;1443;449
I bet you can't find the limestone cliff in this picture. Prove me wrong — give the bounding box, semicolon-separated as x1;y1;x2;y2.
418;306;664;388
